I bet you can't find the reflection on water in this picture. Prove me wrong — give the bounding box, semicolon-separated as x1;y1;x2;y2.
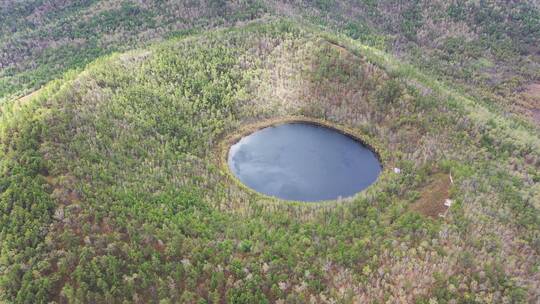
228;123;381;202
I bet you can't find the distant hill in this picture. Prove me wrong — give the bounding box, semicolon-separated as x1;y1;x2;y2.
2;1;539;109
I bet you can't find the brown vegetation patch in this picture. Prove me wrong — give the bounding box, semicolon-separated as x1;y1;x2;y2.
532;109;540;126
411;173;451;218
516;82;540;126
46;175;81;206
524;82;540;97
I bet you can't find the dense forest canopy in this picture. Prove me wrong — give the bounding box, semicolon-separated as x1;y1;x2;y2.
2;1;539;104
0;1;539;303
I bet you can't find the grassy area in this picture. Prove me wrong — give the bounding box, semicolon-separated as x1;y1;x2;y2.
410;173;451;218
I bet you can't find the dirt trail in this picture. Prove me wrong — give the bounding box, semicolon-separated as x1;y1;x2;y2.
15;88;42;106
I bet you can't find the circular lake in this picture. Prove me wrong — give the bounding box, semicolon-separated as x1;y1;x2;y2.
228;123;382;202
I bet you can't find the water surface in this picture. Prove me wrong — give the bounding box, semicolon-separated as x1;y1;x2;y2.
228;123;381;202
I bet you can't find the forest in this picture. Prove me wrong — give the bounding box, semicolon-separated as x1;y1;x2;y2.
0;1;539;303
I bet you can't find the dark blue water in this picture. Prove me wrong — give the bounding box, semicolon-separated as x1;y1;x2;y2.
228;123;381;202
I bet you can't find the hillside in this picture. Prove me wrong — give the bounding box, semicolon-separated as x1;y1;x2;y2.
2;1;539;123
0;2;539;304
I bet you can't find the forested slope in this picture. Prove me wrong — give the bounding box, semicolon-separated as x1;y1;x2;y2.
1;1;540;303
0;0;266;100
0;20;539;303
2;1;539;123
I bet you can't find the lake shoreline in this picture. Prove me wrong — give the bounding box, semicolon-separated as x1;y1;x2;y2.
216;115;390;205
